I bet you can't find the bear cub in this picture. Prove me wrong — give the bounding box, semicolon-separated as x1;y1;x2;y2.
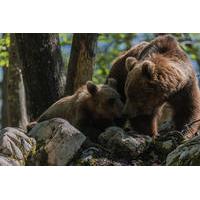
35;78;124;142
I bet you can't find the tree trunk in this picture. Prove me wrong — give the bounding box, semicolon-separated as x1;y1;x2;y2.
65;33;98;95
7;34;28;129
15;33;66;121
1;67;9;128
1;34;28;129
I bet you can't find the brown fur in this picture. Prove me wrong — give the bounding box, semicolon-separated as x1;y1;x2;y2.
35;79;123;141
123;35;200;138
106;42;149;102
106;38;170;132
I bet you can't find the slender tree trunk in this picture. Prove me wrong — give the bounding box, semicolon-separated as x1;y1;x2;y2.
7;34;28;128
0;71;3;128
1;67;9;128
1;34;28;129
65;33;98;95
15;33;66;121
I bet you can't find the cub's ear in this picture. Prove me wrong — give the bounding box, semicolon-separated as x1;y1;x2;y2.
141;60;155;80
107;78;117;89
86;81;98;95
125;57;138;72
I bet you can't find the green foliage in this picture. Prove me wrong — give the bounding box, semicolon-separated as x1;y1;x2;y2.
93;34;135;83
59;33;72;69
59;33;72;46
0;33;10;67
180;34;200;60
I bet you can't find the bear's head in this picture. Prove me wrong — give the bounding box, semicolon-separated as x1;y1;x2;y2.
85;78;124;125
123;56;178;119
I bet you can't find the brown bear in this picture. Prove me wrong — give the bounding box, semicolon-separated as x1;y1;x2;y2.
106;39;168;132
34;78;123;141
123;35;200;139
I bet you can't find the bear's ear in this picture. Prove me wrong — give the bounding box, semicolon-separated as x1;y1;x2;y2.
125;57;138;72
107;78;117;89
141;61;155;79
86;81;98;95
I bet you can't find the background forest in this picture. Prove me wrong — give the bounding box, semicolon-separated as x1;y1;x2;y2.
1;33;200;129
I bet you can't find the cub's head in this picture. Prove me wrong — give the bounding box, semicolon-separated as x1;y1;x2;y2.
86;78;124;123
123;56;171;118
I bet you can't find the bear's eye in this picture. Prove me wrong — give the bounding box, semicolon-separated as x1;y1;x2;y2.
107;98;116;105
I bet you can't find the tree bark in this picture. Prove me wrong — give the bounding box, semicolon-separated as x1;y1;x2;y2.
65;33;98;95
15;33;66;121
1;34;28;129
6;34;28;129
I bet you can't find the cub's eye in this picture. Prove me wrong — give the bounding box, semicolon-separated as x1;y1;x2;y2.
107;98;116;105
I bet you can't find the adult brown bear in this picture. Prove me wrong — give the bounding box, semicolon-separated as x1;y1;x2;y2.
123;35;200;139
106;36;170;133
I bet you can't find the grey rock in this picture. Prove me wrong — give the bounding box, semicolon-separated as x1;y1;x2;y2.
98;127;152;159
72;147;128;166
154;131;184;159
166;135;200;166
71;147;102;166
88;158;126;166
29;118;86;165
0;127;36;166
81;147;100;161
0;155;20;166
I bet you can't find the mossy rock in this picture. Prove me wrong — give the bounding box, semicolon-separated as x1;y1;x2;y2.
166;135;200;166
